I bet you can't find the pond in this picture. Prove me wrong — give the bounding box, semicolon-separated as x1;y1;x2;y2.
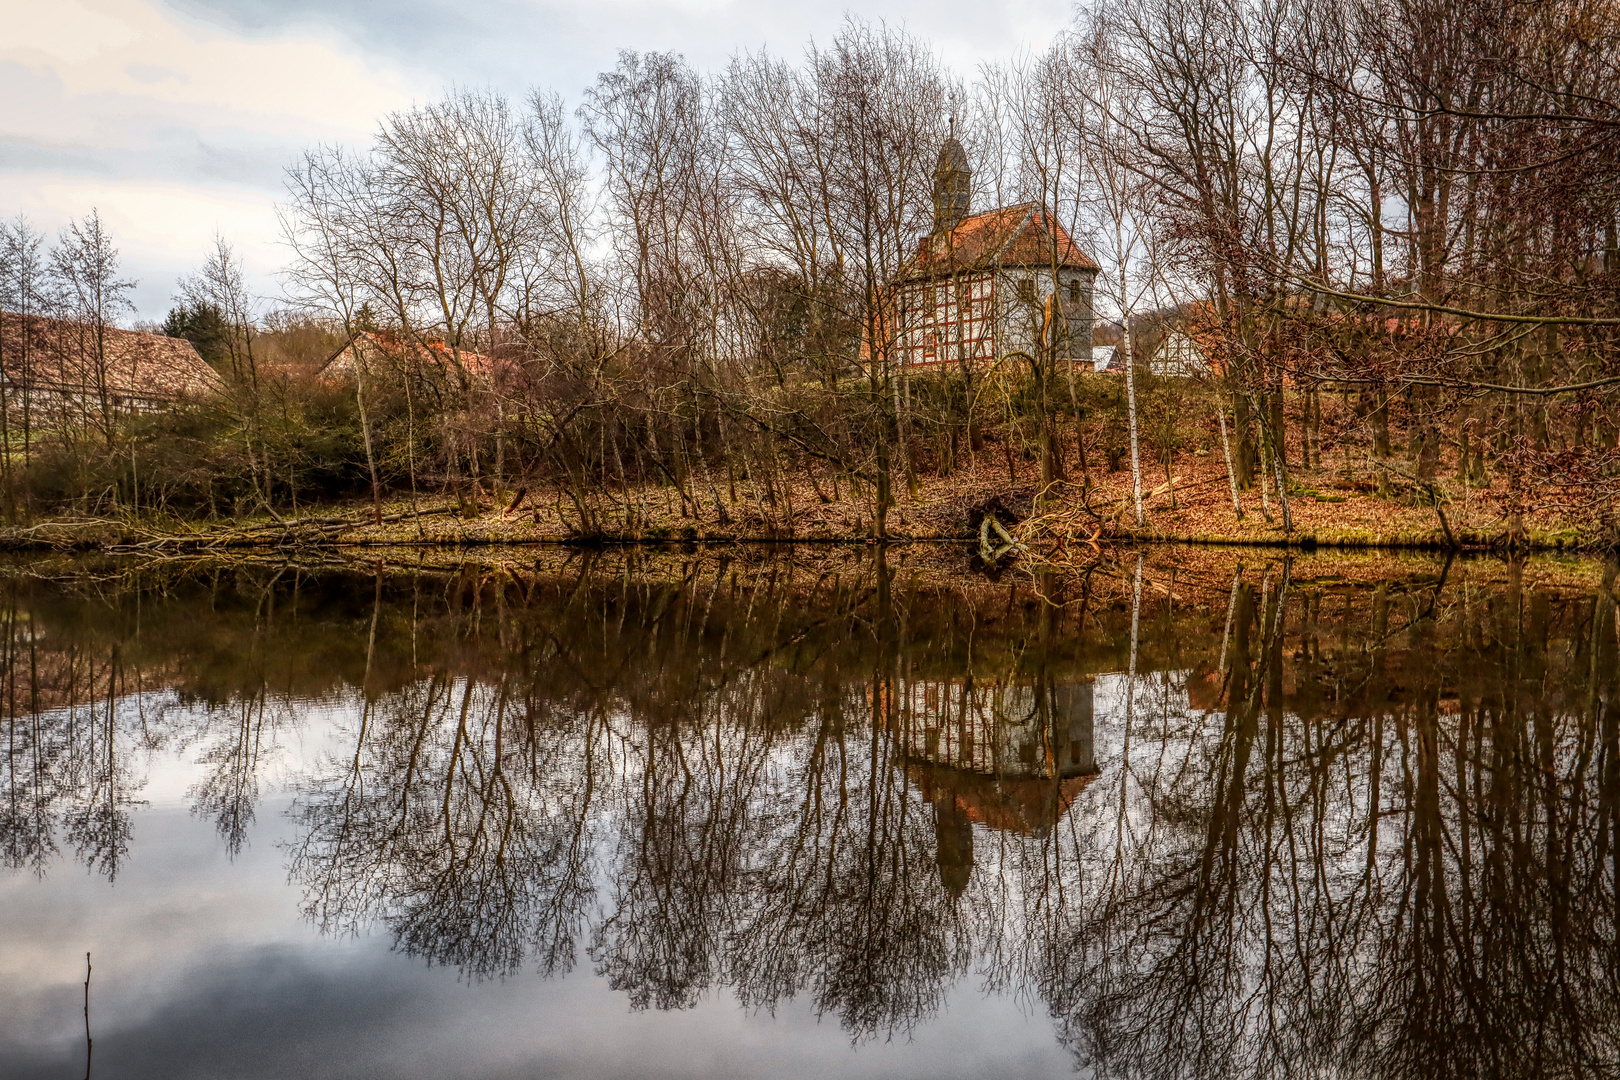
0;546;1615;1080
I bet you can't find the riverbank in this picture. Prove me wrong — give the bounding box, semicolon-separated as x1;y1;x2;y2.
5;536;1613;623
0;451;1607;554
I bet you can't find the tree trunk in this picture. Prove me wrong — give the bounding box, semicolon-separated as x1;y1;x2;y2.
1124;319;1144;526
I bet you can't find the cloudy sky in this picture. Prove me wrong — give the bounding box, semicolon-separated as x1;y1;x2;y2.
2;0;1076;322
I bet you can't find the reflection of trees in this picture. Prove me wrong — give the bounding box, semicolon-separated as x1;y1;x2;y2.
0;565;378;873
289;674;601;980
1048;564;1620;1080
186;692;276;857
720;708;969;1037
280;557;979;1033
0;598;142;878
186;572;302;855
3;553;1619;1072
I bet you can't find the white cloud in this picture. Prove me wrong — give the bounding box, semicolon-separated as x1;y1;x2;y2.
2;0;1078;320
5;0;424;146
0;0;434;318
0;170;291;317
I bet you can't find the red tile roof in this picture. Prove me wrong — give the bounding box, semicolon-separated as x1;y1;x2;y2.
0;312;221;401
321;330;501;383
904;203;1098;280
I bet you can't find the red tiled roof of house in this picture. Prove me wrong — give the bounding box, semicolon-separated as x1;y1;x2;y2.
320;330;502;382
904;203;1099;280
1173;299;1464;382
0;312;221;401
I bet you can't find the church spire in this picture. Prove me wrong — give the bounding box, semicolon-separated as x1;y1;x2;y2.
933;111;971;234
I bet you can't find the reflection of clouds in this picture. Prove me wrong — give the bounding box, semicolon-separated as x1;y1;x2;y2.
29;689;350;809
0;805;1069;1080
0;803;320;1055
0;683;352;882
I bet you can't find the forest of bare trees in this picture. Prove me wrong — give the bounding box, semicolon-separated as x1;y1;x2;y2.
2;0;1617;546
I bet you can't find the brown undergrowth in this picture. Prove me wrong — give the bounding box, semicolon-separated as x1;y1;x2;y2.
0;442;1607;555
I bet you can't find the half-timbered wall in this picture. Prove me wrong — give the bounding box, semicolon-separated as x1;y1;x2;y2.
896;272;996;367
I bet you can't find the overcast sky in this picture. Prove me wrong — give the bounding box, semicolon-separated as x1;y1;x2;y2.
2;0;1076;322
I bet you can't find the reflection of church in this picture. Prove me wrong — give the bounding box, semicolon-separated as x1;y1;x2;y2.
879;677;1101;897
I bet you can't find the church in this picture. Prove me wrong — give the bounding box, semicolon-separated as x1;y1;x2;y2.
893;135;1099;369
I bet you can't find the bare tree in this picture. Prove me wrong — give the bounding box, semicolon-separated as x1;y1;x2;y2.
979;45;1094;509
51;211;136;472
811;20;953;533
5;219;48;471
0;216;50;510
177;235;260;389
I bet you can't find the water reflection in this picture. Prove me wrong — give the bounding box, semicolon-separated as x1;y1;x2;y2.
1;550;1616;1078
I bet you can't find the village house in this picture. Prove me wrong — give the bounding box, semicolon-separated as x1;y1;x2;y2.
0;311;220;411
1138;300;1453;383
319;329;502;388
893;134;1100;370
1147;329;1212;377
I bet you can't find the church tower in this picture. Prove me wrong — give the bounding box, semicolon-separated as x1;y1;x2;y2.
933;127;971;234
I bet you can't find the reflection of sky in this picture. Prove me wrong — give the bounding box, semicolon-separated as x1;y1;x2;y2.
1;699;1075;1079
135;692;359;807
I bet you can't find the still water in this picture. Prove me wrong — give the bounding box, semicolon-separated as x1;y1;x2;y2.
0;546;1616;1079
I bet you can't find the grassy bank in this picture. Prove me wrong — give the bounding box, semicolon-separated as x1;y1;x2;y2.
0;443;1608;556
